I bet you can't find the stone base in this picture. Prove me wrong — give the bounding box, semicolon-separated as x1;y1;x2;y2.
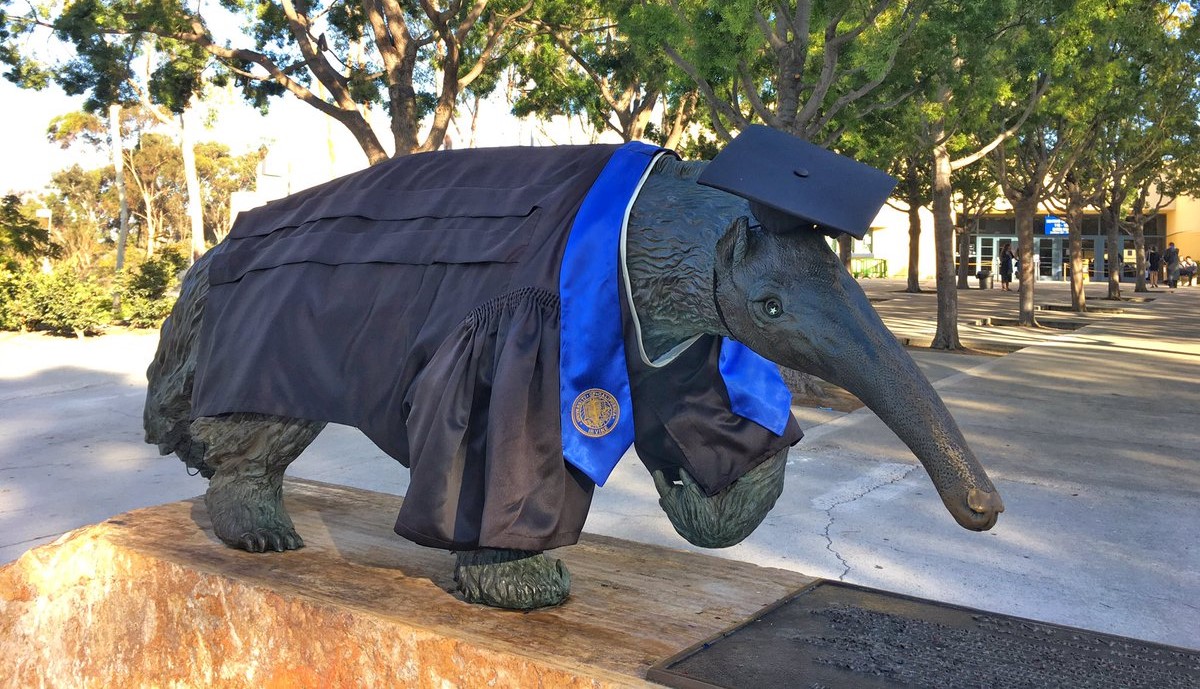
0;479;812;687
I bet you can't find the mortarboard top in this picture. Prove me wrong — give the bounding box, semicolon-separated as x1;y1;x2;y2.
696;125;898;240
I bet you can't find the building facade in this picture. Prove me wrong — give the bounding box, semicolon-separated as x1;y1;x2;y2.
861;196;1199;282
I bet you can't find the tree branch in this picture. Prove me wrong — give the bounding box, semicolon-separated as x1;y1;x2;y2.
280;0;353;105
753;6;787;52
661;43;745;139
825;0;892;50
737;60;778;126
457;0;534;89
950;75;1048;170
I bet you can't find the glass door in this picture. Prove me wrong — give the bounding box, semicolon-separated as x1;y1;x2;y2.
1037;237;1061;280
978;236;1017;275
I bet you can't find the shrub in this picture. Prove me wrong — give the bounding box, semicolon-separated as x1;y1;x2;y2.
118;247;189;328
3;266;110;337
0;265;21;330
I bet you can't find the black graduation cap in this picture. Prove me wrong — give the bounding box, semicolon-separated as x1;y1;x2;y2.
696;125;897;239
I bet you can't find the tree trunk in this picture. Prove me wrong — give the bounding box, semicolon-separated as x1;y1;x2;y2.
1014;196;1038;326
623;92;658;142
905;212;921;292
904;159;922;293
930;138;961;350
662;92;697;150
957;223;972;289
468;93;483;148
1104;205;1121;300
180;109;205;263
109;104;131;311
838;235;852;271
109;107;130;261
1066;188;1086;312
143;189;157;258
1132;225;1147;293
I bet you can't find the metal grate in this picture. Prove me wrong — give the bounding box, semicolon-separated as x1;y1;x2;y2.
648;581;1200;689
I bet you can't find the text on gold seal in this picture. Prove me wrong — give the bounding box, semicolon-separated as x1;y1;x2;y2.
571;388;620;437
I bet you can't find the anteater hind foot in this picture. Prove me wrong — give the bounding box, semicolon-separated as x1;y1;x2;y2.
190;413;325;553
454;548;571;609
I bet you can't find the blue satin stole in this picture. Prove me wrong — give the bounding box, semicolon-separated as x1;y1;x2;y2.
559;142;793;486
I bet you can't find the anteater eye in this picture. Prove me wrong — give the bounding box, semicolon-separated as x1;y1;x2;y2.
762;298;783;318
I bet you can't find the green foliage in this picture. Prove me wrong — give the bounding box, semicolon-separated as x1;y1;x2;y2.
0;264;110;336
0;264;22;330
148;41;208;114
193;142;265;241
46;111;109;149
506;0;702;142
673;132;721;160
0;5;53;88
627;0;926;144
509;35;597;123
116;246;187;327
55;0;141;112
44;120;261;260
46;165;114;270
0;195;57;269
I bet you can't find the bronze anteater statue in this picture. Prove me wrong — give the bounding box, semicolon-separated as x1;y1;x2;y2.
145;128;1003;610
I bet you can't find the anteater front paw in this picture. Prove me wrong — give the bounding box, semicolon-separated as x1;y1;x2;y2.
454;548;571;610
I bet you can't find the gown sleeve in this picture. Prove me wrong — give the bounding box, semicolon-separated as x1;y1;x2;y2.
627;334;803;497
394;287;595;551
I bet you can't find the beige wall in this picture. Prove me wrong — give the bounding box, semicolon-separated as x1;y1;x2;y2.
866;192;1200;279
1167;196;1200;259
868;204;939;280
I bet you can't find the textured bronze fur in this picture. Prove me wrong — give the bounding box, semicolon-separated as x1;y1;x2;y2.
144;155;1002;610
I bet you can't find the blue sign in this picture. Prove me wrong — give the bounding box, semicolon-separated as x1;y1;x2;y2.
1044;215;1069;236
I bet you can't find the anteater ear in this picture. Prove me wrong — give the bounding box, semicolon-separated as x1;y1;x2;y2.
720;215;754;268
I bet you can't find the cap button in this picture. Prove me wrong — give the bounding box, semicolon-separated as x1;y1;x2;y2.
793;168;810;178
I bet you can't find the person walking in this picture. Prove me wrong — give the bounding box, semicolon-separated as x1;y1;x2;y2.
1147;247;1161;288
1164;242;1181;288
999;242;1016;291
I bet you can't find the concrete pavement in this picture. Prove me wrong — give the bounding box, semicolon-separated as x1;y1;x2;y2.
2;278;1197;651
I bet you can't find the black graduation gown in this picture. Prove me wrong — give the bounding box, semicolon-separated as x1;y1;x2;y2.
191;144;800;552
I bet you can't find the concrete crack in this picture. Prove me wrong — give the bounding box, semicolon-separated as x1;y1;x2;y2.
813;463;917;581
822;513;852;581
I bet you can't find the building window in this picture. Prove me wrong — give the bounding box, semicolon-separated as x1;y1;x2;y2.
825;229;875;257
1145;215;1166;236
855;229;875;257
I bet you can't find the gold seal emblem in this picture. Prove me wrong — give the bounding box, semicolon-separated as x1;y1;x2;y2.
571;388;620;437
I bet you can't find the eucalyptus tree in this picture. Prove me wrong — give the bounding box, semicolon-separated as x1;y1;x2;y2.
44;165;114;272
628;0;927;145
123;44;211;262
902;0;1047;347
892;155;931;292
44;107;139;274
952;160;1000;290
1;0;534;164
987;0;1118;326
0;195;57;270
47;109;263;259
508;0;696;143
991;112;1094;326
1;8;210;267
50;112;187;257
194;142;266;244
1082;3;1200;299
